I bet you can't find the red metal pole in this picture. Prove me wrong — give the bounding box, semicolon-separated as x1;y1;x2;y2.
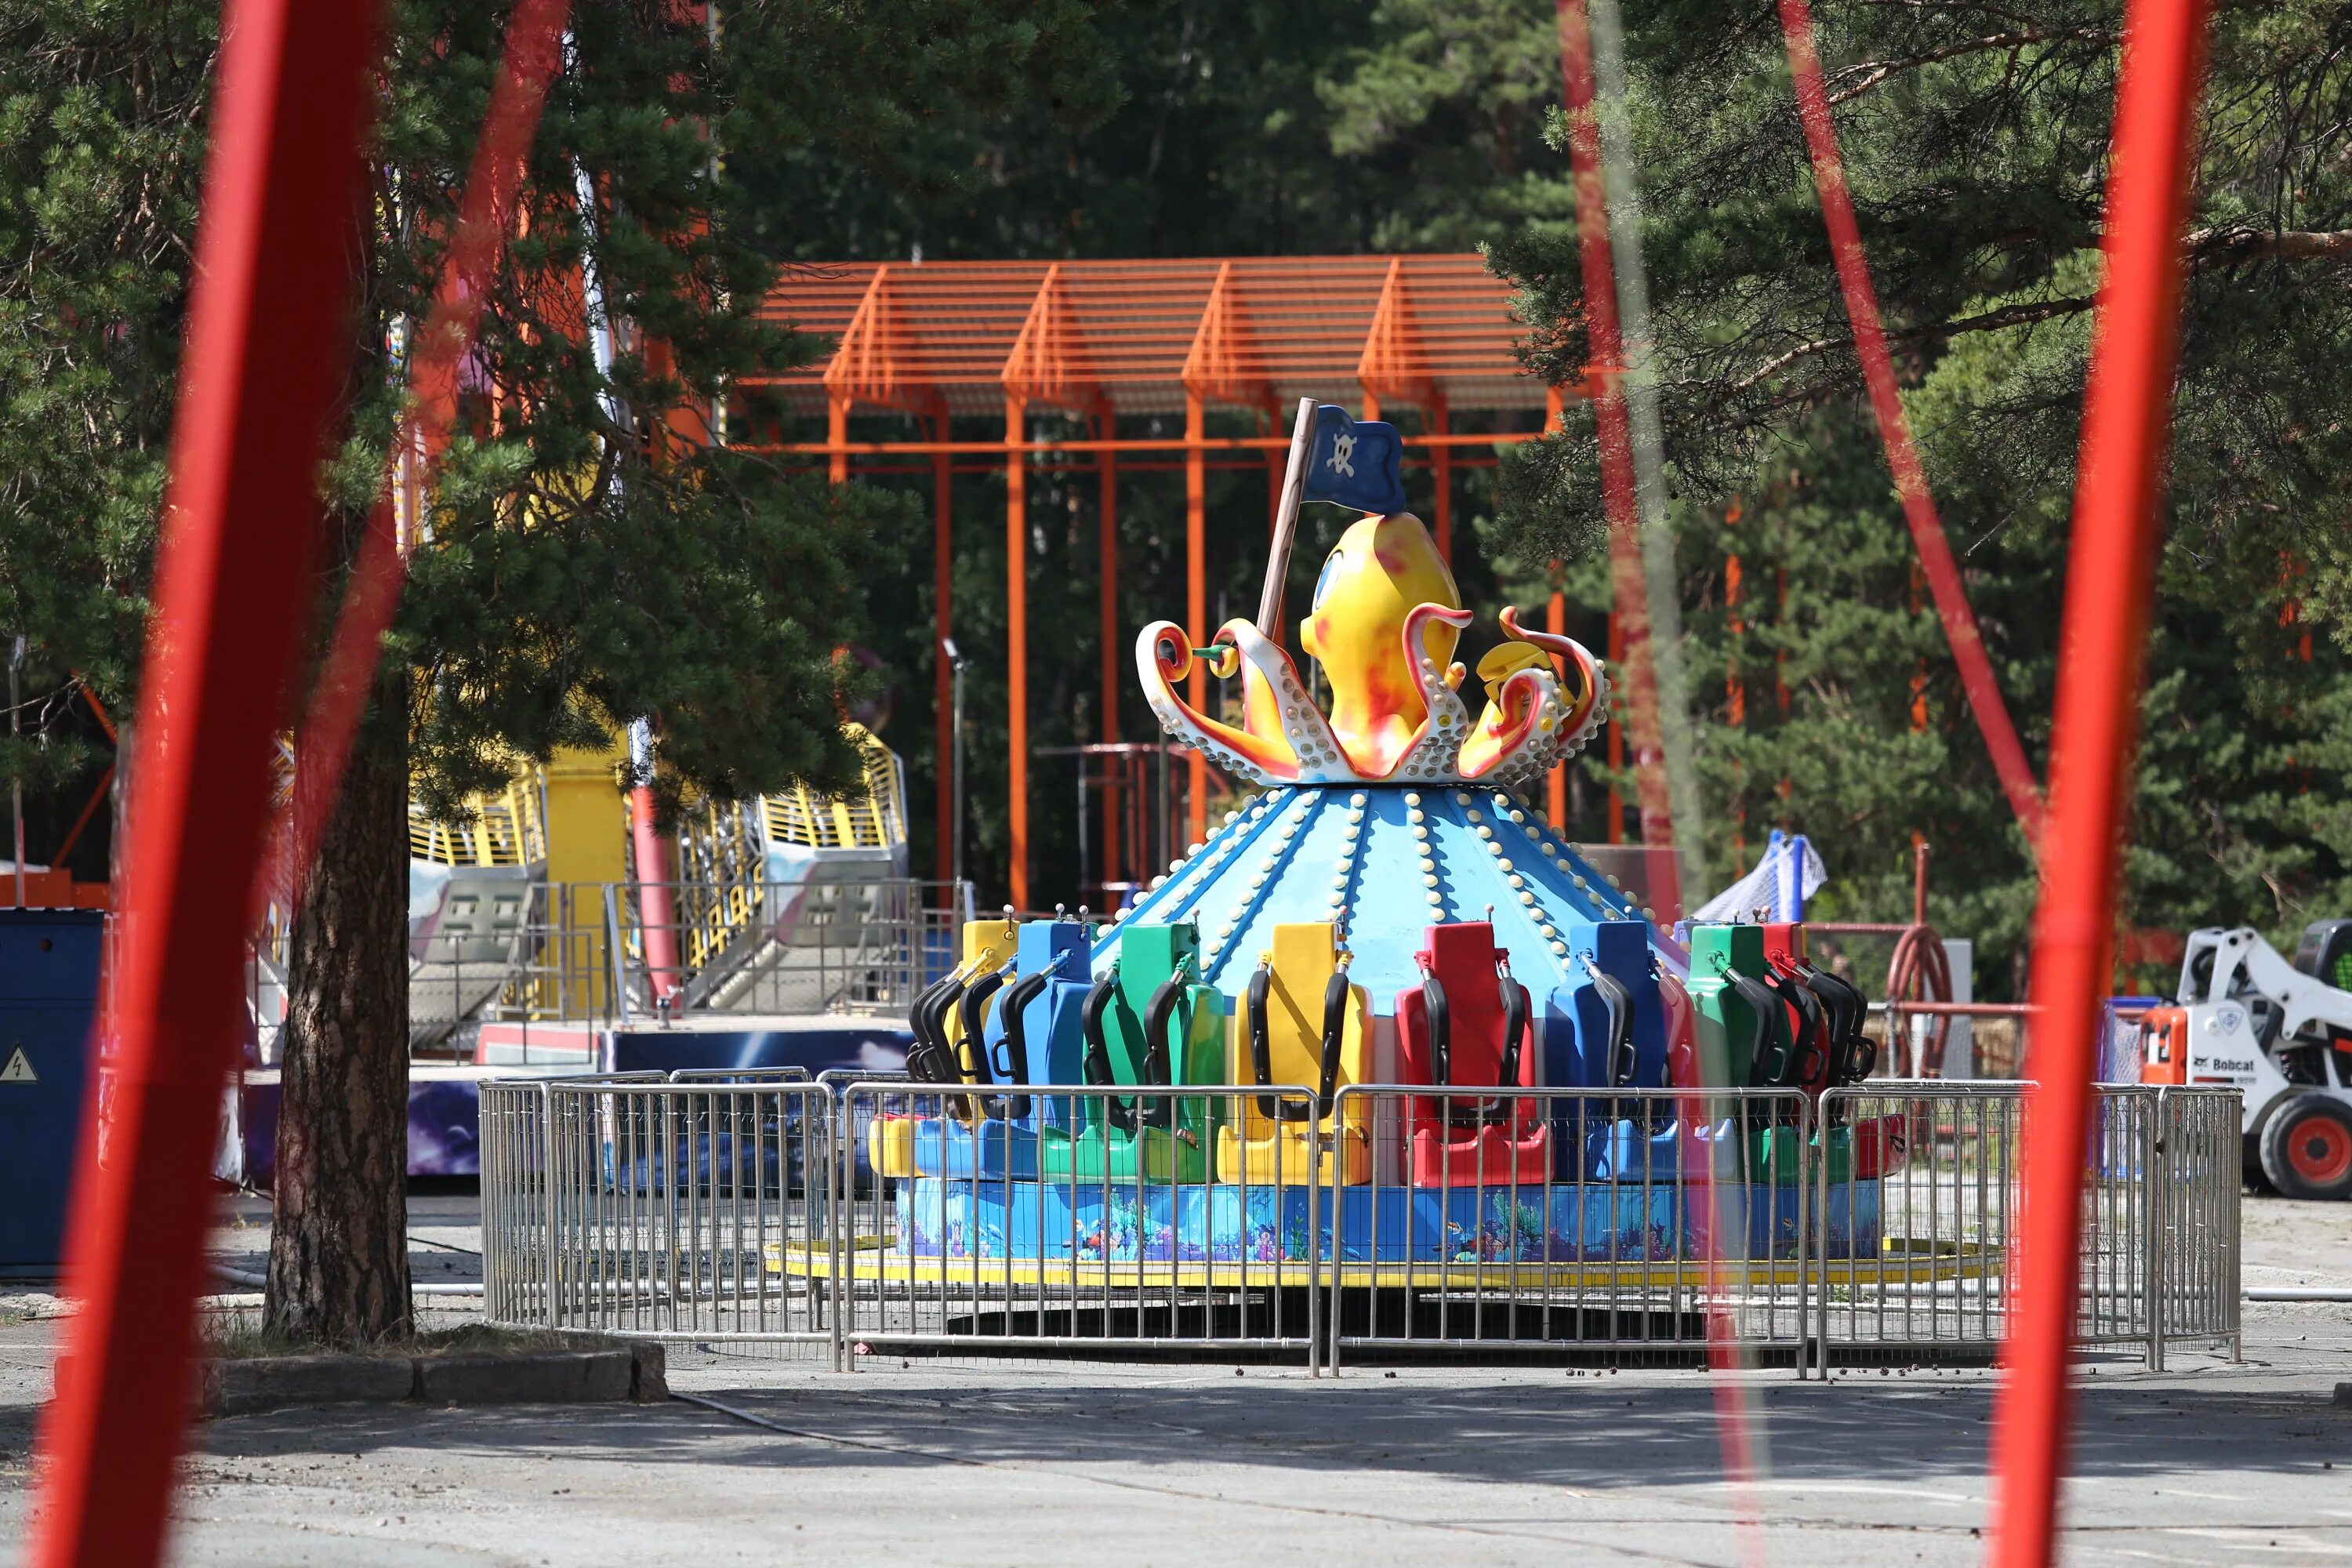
1184;389;1207;846
935;410;956;888
1007;394;1030;911
1776;0;2048;848
1098;417;1121;898
1556;0;1679;915
1987;5;2212;1565
27;0;383;1560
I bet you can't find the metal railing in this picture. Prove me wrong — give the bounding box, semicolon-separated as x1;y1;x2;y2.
480;1076;837;1349
250;876;971;1063
608;878;964;1025
833;1083;1323;1363
1810;1083;2240;1368
1323;1085;1818;1371
477;1076;2241;1374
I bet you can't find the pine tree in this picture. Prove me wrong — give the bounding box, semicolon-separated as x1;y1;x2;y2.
0;0;1114;1343
1481;1;2352;983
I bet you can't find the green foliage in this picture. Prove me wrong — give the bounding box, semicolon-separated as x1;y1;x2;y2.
0;1;214;856
1485;1;2352;982
0;0;1119;844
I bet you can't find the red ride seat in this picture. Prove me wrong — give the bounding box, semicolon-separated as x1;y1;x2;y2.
1394;924;1550;1187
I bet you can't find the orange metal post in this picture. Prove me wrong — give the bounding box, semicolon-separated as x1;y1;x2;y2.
1098;413;1120;897
1607;610;1626;844
1185;388;1207;845
1006;394;1029;910
1548;580;1569;830
826;390;849;485
934;409;955;887
1544;387;1570;831
1430;394;1453;562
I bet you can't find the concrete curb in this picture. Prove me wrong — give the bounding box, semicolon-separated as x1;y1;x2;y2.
143;1338;666;1418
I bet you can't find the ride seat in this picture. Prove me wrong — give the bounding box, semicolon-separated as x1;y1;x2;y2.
913;917;1092;1179
1040;921;1224;1183
1217;923;1373;1185
1394;923;1548;1187
869;917;1018;1178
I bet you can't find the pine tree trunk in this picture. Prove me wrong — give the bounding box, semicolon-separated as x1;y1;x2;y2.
266;710;412;1345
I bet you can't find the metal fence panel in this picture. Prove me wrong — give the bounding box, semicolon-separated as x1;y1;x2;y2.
832;1083;1324;1367
479;1076;2239;1375
1323;1086;1818;1372
480;1076;837;1348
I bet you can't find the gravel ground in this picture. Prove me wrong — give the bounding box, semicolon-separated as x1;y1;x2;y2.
0;1193;2346;1566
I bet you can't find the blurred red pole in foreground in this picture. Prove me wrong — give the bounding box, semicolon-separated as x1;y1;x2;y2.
1988;4;2212;1566
24;0;383;1562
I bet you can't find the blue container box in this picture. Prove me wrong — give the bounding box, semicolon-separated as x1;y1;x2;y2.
0;909;103;1277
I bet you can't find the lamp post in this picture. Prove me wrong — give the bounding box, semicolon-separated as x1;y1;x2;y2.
942;637;968;905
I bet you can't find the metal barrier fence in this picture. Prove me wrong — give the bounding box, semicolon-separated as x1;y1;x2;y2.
480;1076;838;1350
477;1076;2240;1374
1810;1084;2240;1370
1323;1085;1817;1371
834;1083;1323;1361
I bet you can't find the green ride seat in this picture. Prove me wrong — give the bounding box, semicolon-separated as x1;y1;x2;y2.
1041;921;1225;1183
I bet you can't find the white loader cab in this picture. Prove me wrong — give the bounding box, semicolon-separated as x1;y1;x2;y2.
2159;923;2352;1199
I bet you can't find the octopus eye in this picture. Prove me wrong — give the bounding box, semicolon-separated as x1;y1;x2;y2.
1311;548;1344;612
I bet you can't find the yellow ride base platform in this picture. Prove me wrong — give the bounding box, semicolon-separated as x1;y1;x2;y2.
765;1237;1998;1295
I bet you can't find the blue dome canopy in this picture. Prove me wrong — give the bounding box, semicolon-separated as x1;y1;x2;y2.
1091;782;1681;1008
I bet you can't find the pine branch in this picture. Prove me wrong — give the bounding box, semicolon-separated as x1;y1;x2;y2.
2189;225;2352;263
1727;294;2097;394
1828;27;2121;107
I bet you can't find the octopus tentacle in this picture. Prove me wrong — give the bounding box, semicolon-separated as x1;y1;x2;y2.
1218;619;1355;779
1500;604;1605;744
1381;604;1475;781
1135;620;1358;785
1458;663;1558;781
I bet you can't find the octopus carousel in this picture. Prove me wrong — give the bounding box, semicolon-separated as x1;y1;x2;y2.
835;407;1900;1281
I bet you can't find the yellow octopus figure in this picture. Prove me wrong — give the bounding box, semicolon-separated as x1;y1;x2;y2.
1135;512;1610;789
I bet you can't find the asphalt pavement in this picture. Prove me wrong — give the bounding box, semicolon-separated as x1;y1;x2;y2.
0;1194;2347;1566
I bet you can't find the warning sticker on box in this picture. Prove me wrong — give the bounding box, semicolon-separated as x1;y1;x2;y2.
1;1047;36;1084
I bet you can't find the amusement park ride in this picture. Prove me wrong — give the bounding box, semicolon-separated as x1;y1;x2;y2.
18;0;2231;1561
853;405;1914;1256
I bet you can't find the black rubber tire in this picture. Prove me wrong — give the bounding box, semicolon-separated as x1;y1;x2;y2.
2259;1094;2352;1201
2244;1133;2277;1195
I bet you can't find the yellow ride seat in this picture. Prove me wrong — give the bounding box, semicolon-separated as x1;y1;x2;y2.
1217;922;1373;1185
868;917;1018;1177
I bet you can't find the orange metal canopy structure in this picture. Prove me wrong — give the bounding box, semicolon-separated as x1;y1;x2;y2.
744;254;1564;910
